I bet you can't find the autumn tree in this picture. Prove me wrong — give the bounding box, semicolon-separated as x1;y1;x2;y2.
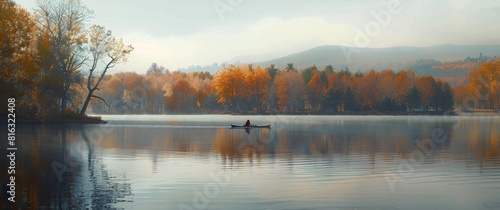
355;70;381;110
35;31;63;117
168;78;195;112
275;70;304;113
0;0;38;116
322;72;343;111
121;72;145;112
144;73;166;112
469;61;500;109
371;70;397;111
35;0;93;116
79;25;133;116
275;73;290;112
416;76;437;111
379;70;396;99
394;70;412;107
213;65;245;111
453;86;467;108
244;65;270;111
109;73;125;96
187;71;212;109
307;74;325;111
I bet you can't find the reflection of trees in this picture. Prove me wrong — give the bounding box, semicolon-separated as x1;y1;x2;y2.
466;118;500;166
78;128;133;208
2;117;499;208
92;120;500;164
0;125;131;209
214;128;274;163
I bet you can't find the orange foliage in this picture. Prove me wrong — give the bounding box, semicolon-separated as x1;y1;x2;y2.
213;65;270;111
275;70;304;112
0;1;39;114
275;74;290;111
379;69;396;98
244;65;270;109
167;78;195;111
467;61;500;109
416;76;437;110
355;70;381;110
307;74;325;110
394;70;412;105
213;65;245;108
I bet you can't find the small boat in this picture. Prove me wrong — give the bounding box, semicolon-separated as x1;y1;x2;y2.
231;124;271;128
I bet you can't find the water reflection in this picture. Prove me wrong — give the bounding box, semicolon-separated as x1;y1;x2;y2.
95;117;500;165
1;115;499;209
0;125;132;209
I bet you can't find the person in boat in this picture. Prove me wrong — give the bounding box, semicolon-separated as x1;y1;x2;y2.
245;119;251;126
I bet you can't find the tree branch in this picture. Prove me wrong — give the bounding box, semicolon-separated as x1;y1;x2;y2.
91;95;110;108
92;57;115;92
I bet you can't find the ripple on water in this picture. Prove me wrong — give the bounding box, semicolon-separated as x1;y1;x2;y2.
5;115;500;209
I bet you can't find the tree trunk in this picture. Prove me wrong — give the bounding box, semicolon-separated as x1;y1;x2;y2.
79;90;94;117
61;92;67;117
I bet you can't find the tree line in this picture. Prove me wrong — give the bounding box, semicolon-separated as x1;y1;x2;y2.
88;62;457;114
0;0;132;120
454;60;500;111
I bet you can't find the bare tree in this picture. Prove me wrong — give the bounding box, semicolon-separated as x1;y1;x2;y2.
35;0;93;116
79;25;133;117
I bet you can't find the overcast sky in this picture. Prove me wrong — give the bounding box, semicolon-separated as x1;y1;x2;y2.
14;0;500;73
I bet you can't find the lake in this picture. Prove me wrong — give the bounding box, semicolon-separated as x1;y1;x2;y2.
1;115;500;209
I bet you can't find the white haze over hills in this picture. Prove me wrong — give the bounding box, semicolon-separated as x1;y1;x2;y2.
178;44;500;74
252;44;500;71
13;0;500;74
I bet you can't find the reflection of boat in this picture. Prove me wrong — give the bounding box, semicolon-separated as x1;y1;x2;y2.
231;124;271;128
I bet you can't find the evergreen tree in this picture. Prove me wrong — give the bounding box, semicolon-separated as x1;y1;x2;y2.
266;64;279;82
441;83;454;111
302;65;318;84
324;65;334;72
343;88;359;111
321;89;341;111
406;87;421;111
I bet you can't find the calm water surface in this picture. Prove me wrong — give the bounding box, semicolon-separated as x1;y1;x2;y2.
1;115;500;209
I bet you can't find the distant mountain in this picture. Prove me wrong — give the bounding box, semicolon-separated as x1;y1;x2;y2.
176;63;222;73
177;44;500;81
252;44;500;72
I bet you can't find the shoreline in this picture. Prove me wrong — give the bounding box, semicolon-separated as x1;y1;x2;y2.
91;110;459;116
3;110;499;124
0;116;107;125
